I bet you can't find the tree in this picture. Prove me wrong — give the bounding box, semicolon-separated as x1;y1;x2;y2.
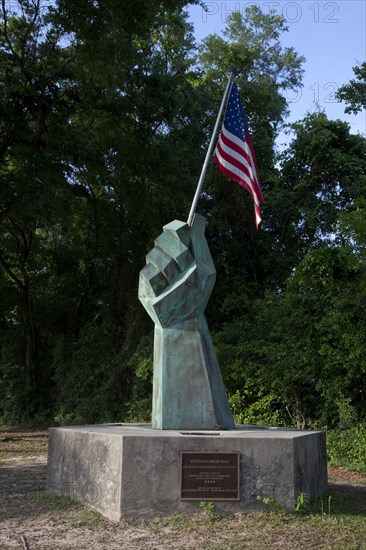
195;6;305;326
215;112;366;428
278;112;366;251
45;1;211;423
336;62;366;114
198;6;305;168
2;2;363;429
0;0;209;422
0;0;80;415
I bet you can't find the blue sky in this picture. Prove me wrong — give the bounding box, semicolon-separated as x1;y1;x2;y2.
187;0;366;146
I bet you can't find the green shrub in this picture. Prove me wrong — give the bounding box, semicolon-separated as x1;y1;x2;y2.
327;423;366;475
229;390;286;427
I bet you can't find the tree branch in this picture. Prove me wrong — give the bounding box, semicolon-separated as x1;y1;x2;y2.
0;251;26;291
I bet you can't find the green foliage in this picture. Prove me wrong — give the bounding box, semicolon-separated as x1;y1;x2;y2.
336;62;366;114
255;494;286;514
0;0;203;423
229;390;285;427
0;2;365;431
123;333;154;423
295;492;310;514
216;241;366;429
199;500;217;522
327;423;366;475
279;112;366;251
198;6;306;323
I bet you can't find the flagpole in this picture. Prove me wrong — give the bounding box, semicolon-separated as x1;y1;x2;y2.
187;70;236;226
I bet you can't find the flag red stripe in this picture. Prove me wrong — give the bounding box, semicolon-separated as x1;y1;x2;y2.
219;134;254;180
216;135;263;203
214;148;261;208
214;155;262;228
217;143;252;196
213;81;263;227
216;141;251;182
214;154;256;199
246;133;263;200
219;129;263;200
220;128;247;158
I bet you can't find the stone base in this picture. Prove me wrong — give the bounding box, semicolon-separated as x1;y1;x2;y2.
46;424;327;520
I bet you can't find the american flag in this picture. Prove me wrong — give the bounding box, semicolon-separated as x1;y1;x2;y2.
214;82;264;228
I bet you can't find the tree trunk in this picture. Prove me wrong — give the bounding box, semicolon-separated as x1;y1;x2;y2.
22;289;37;415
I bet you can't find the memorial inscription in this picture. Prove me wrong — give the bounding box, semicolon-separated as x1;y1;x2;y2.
180;451;240;501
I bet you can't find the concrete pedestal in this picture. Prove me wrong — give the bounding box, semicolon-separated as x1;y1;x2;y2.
47;424;327;520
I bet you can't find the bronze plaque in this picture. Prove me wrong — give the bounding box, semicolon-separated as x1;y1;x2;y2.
180;451;240;501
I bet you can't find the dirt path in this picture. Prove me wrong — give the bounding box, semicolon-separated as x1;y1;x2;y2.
1;428;366;550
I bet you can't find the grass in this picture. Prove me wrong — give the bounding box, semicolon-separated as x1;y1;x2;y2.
146;486;366;548
3;477;366;549
146;502;366;549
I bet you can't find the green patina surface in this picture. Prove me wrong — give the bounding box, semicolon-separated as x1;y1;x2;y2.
139;214;235;430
